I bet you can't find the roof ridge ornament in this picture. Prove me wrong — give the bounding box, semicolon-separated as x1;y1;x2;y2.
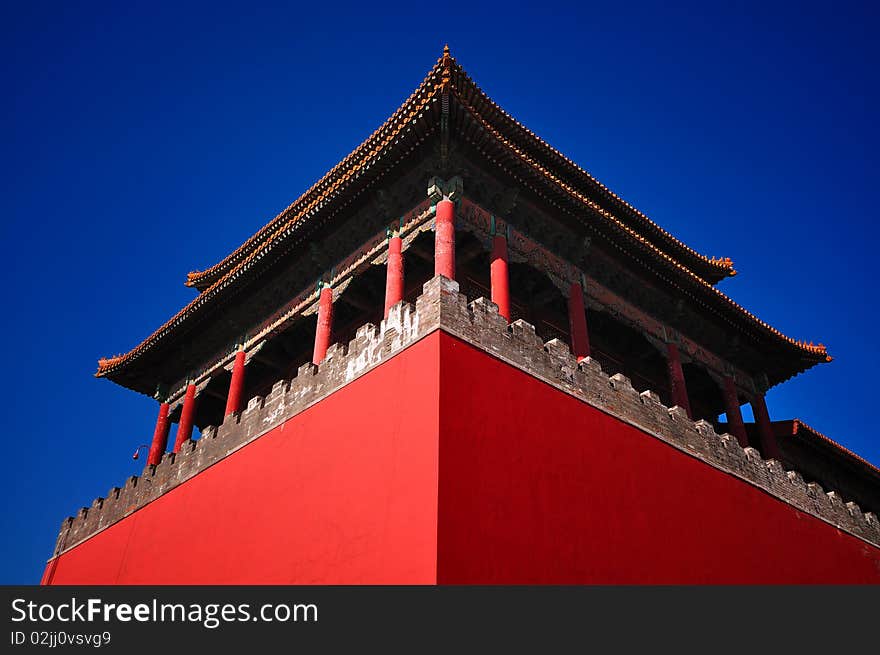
440;44;453;170
441;44;453;91
441;44;452;66
709;256;737;276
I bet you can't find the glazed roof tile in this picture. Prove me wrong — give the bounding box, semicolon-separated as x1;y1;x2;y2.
184;49;734;292
96;48;828;379
786;419;880;478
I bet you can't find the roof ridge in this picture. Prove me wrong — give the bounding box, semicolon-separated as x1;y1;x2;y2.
446;59;736;280
184;55;448;289
790;418;880;476
99;61;447;374
451;87;829;362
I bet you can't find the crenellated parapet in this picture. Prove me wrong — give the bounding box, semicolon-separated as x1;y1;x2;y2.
51;276;880;559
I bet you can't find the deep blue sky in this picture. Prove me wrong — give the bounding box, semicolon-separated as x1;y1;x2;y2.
2;2;878;583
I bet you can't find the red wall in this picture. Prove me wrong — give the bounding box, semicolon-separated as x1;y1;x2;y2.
45;334;441;584
436;335;880;583
45;331;880;584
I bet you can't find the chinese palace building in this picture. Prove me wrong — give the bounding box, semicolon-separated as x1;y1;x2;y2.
43;48;880;583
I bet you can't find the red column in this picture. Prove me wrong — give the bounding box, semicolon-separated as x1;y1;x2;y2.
313;285;334;365
173;383;197;453
490;235;511;321
721;376;748;448
434;198;455;279
147;402;171;466
751;393;782;460
225;349;246;417
567;282;591;361
384;235;404;319
666;342;692;418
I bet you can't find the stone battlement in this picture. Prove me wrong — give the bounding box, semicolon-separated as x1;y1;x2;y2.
51;276;880;558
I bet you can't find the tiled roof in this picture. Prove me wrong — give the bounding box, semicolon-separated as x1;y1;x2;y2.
787;419;880;477
184;47;734;292
96;48;826;379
